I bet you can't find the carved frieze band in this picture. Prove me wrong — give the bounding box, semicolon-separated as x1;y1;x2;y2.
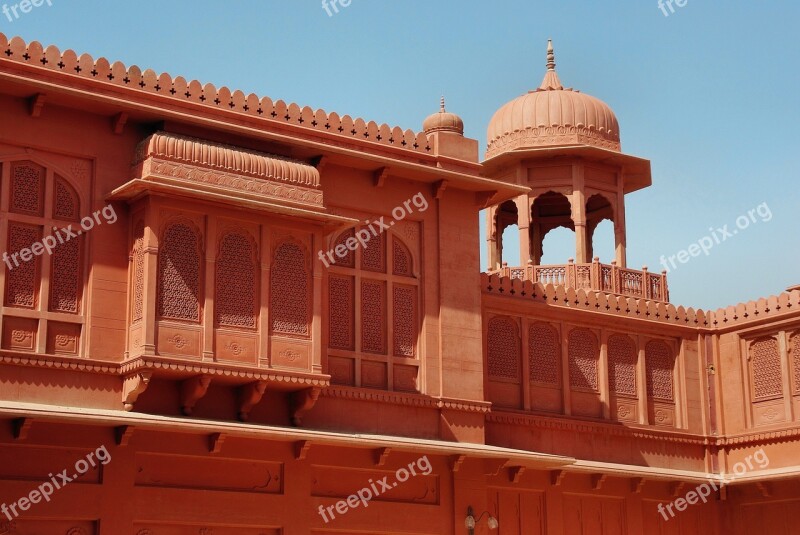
133;132;323;206
486;126;621;159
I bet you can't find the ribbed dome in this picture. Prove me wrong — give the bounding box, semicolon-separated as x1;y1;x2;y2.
423;97;464;135
486;40;621;159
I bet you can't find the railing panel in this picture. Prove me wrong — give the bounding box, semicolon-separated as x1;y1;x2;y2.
488;262;669;303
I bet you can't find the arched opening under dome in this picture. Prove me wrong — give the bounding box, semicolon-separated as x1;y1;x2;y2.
586;193;615;263
531;191;573;265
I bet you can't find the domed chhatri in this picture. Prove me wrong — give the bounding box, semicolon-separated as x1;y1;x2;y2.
423;96;465;135
486;40;621;159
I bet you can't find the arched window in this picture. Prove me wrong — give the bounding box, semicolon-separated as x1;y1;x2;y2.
1;159;84;356
529;322;560;385
270;240;310;336
157;222;202;322
645;340;674;401
215;231;258;329
748;337;782;401
568;328;599;391
487;316;520;381
608;334;637;396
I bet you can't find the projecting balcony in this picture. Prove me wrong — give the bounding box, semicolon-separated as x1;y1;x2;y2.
490;258;670;303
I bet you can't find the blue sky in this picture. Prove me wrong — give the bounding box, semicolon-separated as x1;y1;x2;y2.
3;0;798;309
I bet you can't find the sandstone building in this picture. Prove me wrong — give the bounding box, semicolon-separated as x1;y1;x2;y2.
0;33;797;534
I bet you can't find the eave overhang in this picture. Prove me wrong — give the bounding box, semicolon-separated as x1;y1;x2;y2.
482;145;652;194
0;401;575;471
0;35;526;207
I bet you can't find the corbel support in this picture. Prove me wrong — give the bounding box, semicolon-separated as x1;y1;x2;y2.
180;375;212;416
374;447;392;467
238;381;268;421
113;112;129;134
373;167;390;187
12;418;33;440
290;387;321;426
29;93;46;117
509;466;526;484
122;371;152;411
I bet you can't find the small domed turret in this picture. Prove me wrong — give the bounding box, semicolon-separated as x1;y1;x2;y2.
423;97;464;135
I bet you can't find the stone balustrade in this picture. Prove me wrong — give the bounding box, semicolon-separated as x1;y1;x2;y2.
490;258;670;303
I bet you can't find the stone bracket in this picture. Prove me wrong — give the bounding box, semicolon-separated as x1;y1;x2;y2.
181;375;212;416
113;112;128;134
451;454;467;473
755;482;771;498
509;466;526;484
434;179;448;199
290;387;321;426
122;370;152;411
483;457;509;477
373;167;390;187
295;440;312;461
115;425;135;447
29;93;46;118
374;447;392;467
476;190;496;208
238;380;268;421
592;474;608;490
671;482;687;497
550;470;567;487
13;418;33;440
209;432;226;454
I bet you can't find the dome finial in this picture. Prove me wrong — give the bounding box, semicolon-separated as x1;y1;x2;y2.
538;38;564;91
440;95;446;113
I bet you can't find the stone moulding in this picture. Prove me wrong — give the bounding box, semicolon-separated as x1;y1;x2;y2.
119;356;330;386
0;351;119;374
134;132;321;188
487;411;708;446
0;33;432;157
486;126;621;159
718;426;800;449
321;386;493;413
131;132;324;207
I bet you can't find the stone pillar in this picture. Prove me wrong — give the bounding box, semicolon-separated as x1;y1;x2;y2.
142;199;158;356
571;164;588;263
615;181;628;267
515;194;531;265
486;206;500;271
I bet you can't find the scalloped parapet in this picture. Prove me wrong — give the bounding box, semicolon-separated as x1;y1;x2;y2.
481;273;800;332
0;33;432;155
706;289;800;331
481;273;703;328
